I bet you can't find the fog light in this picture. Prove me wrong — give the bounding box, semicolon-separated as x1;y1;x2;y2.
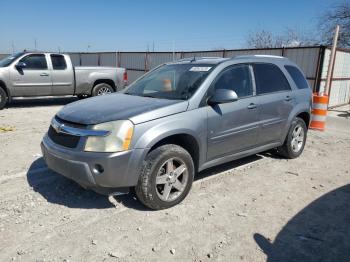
93;164;104;174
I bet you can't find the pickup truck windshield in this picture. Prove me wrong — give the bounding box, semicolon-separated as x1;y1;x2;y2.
0;52;25;67
125;64;215;100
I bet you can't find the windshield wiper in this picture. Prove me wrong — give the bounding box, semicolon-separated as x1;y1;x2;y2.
141;94;158;98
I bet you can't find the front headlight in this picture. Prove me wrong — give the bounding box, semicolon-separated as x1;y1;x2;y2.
84;120;134;152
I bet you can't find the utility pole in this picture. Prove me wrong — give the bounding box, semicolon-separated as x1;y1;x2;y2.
324;25;340;96
34;38;37;50
172;40;175;61
152;41;155;52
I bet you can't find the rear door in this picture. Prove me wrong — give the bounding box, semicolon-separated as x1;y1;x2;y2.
10;53;52;96
50;54;74;95
253;63;294;145
207;64;260;160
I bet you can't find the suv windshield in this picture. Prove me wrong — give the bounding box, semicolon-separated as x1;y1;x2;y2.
0;52;25;67
125;63;215;100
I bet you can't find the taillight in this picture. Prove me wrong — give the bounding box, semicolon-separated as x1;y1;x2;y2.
123;70;128;85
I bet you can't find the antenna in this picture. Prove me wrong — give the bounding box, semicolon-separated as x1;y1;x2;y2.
11;40;15;54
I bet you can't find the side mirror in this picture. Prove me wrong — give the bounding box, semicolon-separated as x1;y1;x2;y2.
15;62;26;69
208;89;238;105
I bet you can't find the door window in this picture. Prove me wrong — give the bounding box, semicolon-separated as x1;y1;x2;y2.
19;54;48;70
51;54;67;70
254;63;291;95
211;64;253;98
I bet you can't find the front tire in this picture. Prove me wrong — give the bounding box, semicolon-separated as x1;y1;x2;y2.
92;83;114;97
277;117;307;159
0;88;8;110
135;144;194;210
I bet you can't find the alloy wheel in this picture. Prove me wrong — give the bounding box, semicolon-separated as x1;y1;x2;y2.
97;86;112;96
155;158;189;202
291;124;304;153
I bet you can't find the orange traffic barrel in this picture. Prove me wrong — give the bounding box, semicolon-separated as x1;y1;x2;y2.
310;94;328;131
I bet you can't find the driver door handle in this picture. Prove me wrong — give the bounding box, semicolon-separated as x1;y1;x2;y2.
247;103;257;109
40;73;49;77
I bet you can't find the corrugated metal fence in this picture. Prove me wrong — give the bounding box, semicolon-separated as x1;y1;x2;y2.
1;46;349;107
67;46;323;91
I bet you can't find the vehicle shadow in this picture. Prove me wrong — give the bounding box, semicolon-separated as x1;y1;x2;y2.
254;184;350;262
8;96;78;108
118;154;264;211
328;108;350;119
26;157;114;209
27;154;264;211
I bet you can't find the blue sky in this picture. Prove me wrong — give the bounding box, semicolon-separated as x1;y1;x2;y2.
0;0;336;53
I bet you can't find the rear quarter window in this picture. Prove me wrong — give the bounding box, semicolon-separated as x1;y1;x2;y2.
254;63;291;95
51;54;67;70
285;65;310;89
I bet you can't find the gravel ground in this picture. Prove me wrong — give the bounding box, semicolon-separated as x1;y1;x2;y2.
0;98;349;262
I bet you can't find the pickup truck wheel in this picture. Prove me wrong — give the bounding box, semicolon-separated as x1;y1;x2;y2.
0;88;8;110
135;144;194;210
277;117;307;159
92;83;114;96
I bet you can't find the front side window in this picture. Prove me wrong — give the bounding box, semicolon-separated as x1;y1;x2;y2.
285;65;310;89
51;54;67;70
254;63;291;95
211;64;253;98
19;54;47;70
125;64;215;100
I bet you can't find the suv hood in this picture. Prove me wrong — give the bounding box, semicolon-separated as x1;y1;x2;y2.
57;93;188;125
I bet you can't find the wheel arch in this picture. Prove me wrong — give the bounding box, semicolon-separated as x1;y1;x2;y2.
283;109;311;143
146;132;201;172
92;79;116;92
296;111;311;129
0;80;11;101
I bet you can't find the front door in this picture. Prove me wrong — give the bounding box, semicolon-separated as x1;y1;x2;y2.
10;53;52;96
207;64;259;161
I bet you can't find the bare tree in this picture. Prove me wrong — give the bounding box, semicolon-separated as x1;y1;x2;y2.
246;28;318;49
319;2;350;47
246;30;279;48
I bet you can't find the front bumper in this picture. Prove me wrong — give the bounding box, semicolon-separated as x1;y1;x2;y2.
41;134;145;195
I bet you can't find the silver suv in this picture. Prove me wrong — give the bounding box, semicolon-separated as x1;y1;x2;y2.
41;55;312;210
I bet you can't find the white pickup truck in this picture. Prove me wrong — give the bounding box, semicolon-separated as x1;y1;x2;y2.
0;52;127;109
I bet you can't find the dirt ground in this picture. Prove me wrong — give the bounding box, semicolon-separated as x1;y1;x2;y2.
0;98;349;262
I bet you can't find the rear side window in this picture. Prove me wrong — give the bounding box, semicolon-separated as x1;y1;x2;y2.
285;65;309;89
254;63;291;94
19;54;47;70
51;54;67;70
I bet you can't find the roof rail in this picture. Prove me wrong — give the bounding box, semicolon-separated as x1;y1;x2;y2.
233;54;285;59
176;56;223;62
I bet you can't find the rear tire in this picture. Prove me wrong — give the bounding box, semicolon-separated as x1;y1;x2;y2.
0;88;8;110
77;94;88;99
92;83;114;97
277;117;307;159
135;144;194;210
